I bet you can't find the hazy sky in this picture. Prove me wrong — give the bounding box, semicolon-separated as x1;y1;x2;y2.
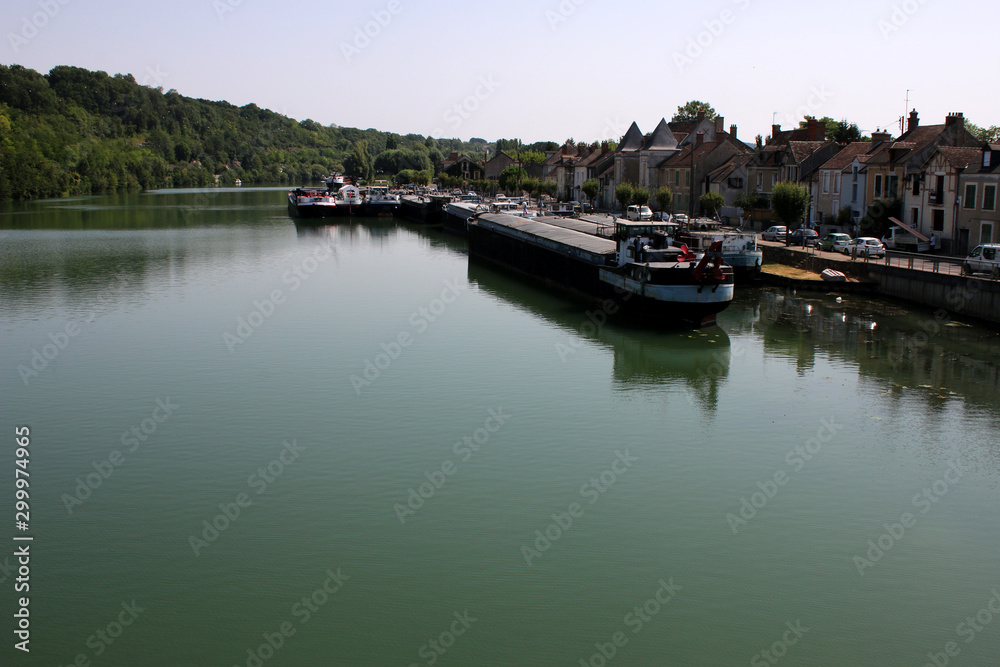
3;0;995;144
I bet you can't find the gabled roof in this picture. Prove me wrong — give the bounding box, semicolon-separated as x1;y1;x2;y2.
618;122;644;151
934;146;983;170
787;141;830;163
818;142;872;172
642;118;678;151
658;140;718;168
707;154;746;182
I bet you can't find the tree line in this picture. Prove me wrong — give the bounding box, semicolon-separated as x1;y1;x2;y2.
0;64;546;201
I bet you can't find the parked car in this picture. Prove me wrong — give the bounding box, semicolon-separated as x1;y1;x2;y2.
818;233;852;252
673;213;689;225
962;244;1000;277
762;226;787;241
789;228;820;246
842;237;886;258
626;205;652;221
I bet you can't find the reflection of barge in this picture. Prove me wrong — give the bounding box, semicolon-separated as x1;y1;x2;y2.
468;213;734;327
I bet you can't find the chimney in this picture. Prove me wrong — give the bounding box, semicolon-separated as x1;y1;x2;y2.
907;109;919;133
871;130;891;143
696;131;704;146
715;116;725;134
806;117;824;141
772;124;781;140
601;140;609;153
730;124;737;141
696;110;706;122
945;112;964;129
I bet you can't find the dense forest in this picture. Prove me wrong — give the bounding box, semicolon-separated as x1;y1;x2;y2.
0;64;557;201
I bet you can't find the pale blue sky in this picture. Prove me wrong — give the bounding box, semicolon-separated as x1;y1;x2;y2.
3;0;996;144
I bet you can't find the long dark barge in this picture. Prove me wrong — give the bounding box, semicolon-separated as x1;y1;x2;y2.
468;213;734;327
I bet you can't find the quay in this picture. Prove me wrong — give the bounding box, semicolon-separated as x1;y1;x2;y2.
759;241;1000;324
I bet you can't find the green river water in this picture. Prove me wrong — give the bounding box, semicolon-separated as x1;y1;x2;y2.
1;187;999;666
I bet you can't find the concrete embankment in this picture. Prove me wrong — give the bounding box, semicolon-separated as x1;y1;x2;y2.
761;245;1000;324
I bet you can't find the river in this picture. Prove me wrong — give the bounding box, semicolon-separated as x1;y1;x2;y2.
1;187;999;666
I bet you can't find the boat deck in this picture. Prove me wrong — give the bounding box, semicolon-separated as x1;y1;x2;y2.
475;213;617;264
534;215;614;238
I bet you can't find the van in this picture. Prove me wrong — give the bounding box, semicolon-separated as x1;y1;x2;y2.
626;205;652;221
962;244;1000;278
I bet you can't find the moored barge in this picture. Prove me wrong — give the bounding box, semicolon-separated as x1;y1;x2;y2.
469;213;734;327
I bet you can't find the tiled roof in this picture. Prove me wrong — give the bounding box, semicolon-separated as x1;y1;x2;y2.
658;141;717;168
818;142;871;171
936;146;982;169
787;141;829;163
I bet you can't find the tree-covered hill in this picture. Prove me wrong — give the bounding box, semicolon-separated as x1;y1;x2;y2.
0;64;512;201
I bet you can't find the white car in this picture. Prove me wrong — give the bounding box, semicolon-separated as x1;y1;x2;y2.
842;237;885;258
626;205;652;221
762;226;787;242
962;244;1000;278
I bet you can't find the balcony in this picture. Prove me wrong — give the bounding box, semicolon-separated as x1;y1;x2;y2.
928;191;944;205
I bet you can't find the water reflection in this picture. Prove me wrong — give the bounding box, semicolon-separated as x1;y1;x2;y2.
723;286;1000;419
466;260;731;412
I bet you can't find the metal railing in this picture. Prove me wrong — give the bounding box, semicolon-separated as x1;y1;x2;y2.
882;250;967;276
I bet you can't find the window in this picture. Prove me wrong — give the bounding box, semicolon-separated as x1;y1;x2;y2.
834;172;840;195
964;183;977;209
832;200;839;216
756;174;763;190
984;185;996;211
685;171;690;186
823;172;830;194
675;170;680;186
887;175;898;199
911;208;919;227
852;166;859;183
983;222;994;245
932;209;944;231
985;152;992;168
912;176;920;196
874;174;883;198
852;183;858;203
